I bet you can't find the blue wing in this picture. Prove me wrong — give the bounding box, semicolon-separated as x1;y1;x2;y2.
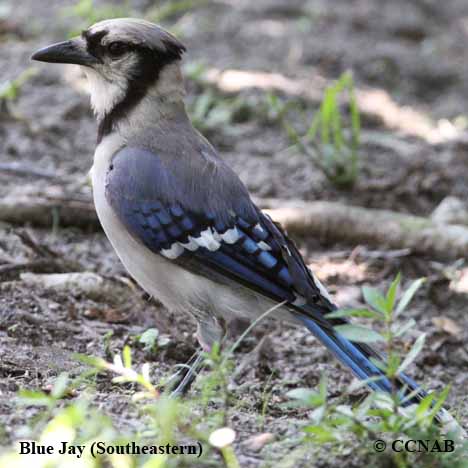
105;147;332;320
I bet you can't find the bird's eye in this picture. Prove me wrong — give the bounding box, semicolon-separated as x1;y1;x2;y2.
107;42;128;58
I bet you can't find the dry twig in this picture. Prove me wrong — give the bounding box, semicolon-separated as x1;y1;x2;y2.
258;198;468;260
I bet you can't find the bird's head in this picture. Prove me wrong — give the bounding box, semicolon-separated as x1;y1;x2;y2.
31;18;186;123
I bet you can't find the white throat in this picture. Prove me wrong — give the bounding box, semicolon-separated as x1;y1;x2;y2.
83;68;127;120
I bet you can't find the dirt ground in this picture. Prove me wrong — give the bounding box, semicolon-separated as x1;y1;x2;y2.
2;0;468;466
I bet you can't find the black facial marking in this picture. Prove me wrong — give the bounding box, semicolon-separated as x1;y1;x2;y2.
97;39;186;144
82;29;108;60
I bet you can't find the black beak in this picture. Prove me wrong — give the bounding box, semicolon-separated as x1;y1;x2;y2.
31;38;99;67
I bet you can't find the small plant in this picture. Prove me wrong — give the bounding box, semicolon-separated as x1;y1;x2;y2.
288;71;361;188
331;273;427;385
261;93;299;124
0;67;37;116
287;275;467;467
137;327;171;354
187;89;252;138
77;346;160;400
0;68;37;103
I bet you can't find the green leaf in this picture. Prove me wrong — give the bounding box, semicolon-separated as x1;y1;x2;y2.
303;425;337;443
334;324;385;343
331;97;343;151
335;404;353;418
321;88;334;145
17;390;53;407
72;353;107;369
0;67;37;101
386;353;401;377
349;86;360;148
328;414;353;428
287;388;324;407
362;286;387;314
385;273;401;316
306;112;321;139
356;393;376;419
347;376;385;393
310;405;326;424
373;392;394;411
286;388;313;400
429;386;450;423
397;333;426;373
416;393;435;421
318;373;328;400
51;373;69;399
326;308;382;320
395;278;425;317
369;356;387;372
391;319;416;337
122;345;132;369
139;328;159;351
400;385;427;406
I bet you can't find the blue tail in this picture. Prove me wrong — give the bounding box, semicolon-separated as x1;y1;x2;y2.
297;314;425;404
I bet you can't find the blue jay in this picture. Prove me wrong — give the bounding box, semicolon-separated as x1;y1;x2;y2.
31;19;429;403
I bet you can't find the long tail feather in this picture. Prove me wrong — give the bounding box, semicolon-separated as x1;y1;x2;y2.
297;314;426;405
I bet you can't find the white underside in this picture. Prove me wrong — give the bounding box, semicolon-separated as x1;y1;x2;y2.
90;134;297;345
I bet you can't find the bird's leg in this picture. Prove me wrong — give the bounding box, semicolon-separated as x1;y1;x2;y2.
168;319;224;397
168;350;205;397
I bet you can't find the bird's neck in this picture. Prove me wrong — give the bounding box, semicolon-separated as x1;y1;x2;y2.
128;90;188;129
95;63;188;143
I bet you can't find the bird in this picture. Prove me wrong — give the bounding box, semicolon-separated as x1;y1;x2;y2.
30;18;439;408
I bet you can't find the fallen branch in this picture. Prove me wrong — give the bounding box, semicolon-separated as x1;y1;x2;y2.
0;260;80;282
258;198;468;260
19;272;136;301
0;193;99;229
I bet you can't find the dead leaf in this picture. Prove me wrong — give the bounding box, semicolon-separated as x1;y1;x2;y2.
244;433;275;452
432;316;462;337
450;268;468;294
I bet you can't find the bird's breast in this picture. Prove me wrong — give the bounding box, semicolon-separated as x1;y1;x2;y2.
91;134;180;310
90;134;218;314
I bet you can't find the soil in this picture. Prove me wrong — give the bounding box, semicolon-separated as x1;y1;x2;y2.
1;1;468;466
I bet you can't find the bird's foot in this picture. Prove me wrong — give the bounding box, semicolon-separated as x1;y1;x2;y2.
167;350;205;397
